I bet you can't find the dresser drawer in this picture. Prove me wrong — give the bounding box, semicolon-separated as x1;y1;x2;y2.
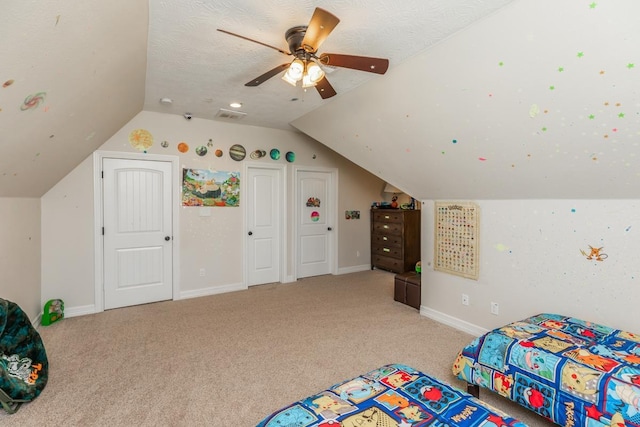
371;233;402;247
372;210;404;224
372;221;403;235
372;254;404;273
372;243;403;259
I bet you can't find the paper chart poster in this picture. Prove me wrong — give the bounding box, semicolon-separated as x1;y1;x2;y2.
434;201;479;280
182;169;239;207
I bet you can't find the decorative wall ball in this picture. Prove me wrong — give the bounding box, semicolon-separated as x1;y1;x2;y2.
250;150;266;159
229;144;246;161
196;146;208;156
285;151;295;162
161;140;169;148
215;149;223;157
270;149;280;160
178;142;189;153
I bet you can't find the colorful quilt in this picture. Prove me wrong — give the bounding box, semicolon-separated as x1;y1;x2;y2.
453;313;640;427
256;363;526;426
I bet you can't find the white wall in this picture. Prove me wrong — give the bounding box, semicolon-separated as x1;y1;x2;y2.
41;158;95;312
41;111;385;312
0;198;41;320
421;199;640;334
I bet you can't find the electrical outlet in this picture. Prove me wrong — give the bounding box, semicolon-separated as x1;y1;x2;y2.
491;302;499;315
462;294;470;306
199;268;205;277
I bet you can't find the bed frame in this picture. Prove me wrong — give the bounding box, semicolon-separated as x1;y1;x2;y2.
453;313;640;427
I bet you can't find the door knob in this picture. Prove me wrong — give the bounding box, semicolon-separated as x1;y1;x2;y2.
164;236;171;241
248;231;253;236
327;227;332;231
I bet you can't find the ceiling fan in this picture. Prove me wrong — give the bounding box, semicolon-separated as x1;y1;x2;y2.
217;7;389;99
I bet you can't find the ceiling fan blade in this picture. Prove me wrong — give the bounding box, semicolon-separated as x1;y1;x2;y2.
314;76;337;99
217;29;291;55
301;8;340;53
319;53;389;75
245;64;290;86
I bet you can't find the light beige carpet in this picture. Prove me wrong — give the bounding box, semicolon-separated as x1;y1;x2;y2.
2;270;553;426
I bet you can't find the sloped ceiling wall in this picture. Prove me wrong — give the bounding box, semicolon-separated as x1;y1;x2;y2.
292;0;640;200
0;0;148;197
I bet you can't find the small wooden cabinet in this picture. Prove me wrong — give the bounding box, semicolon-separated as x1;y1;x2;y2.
371;209;421;274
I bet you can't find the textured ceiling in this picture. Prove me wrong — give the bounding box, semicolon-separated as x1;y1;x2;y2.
144;0;514;130
2;0;515;198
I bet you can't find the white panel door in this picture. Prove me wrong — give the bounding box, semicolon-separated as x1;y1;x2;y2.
246;166;282;286
296;170;334;278
103;158;173;310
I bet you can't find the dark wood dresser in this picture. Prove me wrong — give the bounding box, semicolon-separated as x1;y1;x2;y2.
371;209;421;274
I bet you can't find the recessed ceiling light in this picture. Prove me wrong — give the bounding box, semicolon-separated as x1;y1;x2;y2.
229;102;242;108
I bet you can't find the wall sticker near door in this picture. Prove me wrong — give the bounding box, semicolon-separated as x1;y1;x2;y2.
129;129;154;152
182;168;240;207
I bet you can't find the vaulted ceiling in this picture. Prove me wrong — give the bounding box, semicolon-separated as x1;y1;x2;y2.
1;0;513;197
4;1;639;200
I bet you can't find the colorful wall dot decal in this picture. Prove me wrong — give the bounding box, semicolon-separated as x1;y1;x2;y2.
196;146;207;156
558;67;564;72
2;79;14;88
478;157;487;161
627;63;635;69
529;104;540;118
452;139;458;144
270;149;280;160
128;128;153;151
494;244;510;252
310;211;320;222
161;140;169;148
215;149;223;157
178;142;189;153
20;92;46;111
577;52;584;58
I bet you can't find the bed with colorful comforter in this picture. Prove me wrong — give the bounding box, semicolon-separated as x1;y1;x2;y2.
453;313;640;427
257;363;526;426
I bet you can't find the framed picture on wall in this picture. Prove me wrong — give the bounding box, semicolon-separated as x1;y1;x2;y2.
434;201;480;280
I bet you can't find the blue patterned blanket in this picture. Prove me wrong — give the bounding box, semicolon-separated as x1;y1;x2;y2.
454;313;640;427
257;363;526;426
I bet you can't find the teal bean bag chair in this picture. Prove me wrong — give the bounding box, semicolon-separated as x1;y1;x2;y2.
0;298;48;413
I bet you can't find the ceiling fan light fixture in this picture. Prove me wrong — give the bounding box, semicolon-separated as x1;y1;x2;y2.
306;61;325;84
284;59;304;81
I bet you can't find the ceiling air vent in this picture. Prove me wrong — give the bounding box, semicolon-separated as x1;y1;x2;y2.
215;108;247;120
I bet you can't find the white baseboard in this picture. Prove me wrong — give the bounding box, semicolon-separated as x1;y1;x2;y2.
32;313;43;330
65;304;97;318
178;282;247;300
337;264;371;275
420;306;489;337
